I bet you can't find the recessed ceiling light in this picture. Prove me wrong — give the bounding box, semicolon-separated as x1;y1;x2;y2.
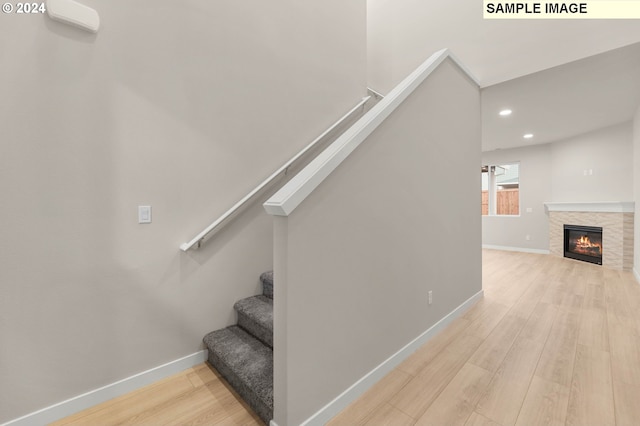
499;109;512;116
523;133;534;139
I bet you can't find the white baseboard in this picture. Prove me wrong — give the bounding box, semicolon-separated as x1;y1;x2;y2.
633;267;640;284
482;244;550;255
1;350;208;426
297;289;484;426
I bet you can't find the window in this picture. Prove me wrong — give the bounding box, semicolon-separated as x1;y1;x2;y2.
481;163;519;216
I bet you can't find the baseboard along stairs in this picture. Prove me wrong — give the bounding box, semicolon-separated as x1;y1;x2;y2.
203;271;274;424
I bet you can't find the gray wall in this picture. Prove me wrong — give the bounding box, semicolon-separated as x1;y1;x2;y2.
550;123;633;202
482;122;633;251
273;59;481;425
0;1;366;422
634;105;640;275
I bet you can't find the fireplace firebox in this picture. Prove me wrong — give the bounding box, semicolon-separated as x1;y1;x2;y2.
563;224;603;265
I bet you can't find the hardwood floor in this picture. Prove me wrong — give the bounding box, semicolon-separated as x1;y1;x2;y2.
50;363;263;426
53;250;640;425
329;249;640;426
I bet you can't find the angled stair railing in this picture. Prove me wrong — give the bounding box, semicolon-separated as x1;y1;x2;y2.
263;49;477;217
180;93;380;251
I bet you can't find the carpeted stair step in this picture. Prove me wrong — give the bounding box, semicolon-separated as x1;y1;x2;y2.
203;326;273;424
234;295;273;348
260;271;273;299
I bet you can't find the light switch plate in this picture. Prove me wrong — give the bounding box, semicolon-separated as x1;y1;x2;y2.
138;206;152;224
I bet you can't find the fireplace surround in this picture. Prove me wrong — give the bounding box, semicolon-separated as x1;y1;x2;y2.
545;202;634;271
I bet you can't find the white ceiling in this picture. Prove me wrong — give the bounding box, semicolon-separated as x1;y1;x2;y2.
367;1;640;152
482;42;640;151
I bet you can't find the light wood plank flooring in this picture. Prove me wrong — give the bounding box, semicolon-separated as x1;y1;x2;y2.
50;363;263;425
329;249;640;426
53;250;640;425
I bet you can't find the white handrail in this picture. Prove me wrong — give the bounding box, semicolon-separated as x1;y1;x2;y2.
180;95;372;251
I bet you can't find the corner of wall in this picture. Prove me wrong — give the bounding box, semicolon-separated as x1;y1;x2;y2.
633;103;640;274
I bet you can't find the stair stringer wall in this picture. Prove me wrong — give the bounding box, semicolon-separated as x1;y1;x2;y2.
272;58;481;425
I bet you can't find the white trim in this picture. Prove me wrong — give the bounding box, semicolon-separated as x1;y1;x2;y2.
297;290;484;426
264;48;478;217
633;267;640;285
543;201;635;213
269;421;280;426
482;244;550;255
1;350;208;426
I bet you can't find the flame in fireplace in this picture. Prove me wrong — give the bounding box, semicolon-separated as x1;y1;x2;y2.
573;234;602;256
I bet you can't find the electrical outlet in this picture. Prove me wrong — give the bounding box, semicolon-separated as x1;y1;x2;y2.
526;235;531;241
428;290;433;305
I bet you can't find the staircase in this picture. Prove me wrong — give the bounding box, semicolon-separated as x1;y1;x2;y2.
203;271;274;424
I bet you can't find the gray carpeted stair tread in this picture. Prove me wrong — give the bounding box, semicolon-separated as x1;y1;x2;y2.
234;295;273;348
203;326;273;423
260;271;273;299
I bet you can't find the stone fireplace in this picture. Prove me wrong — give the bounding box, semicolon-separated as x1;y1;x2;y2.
545;202;634;271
